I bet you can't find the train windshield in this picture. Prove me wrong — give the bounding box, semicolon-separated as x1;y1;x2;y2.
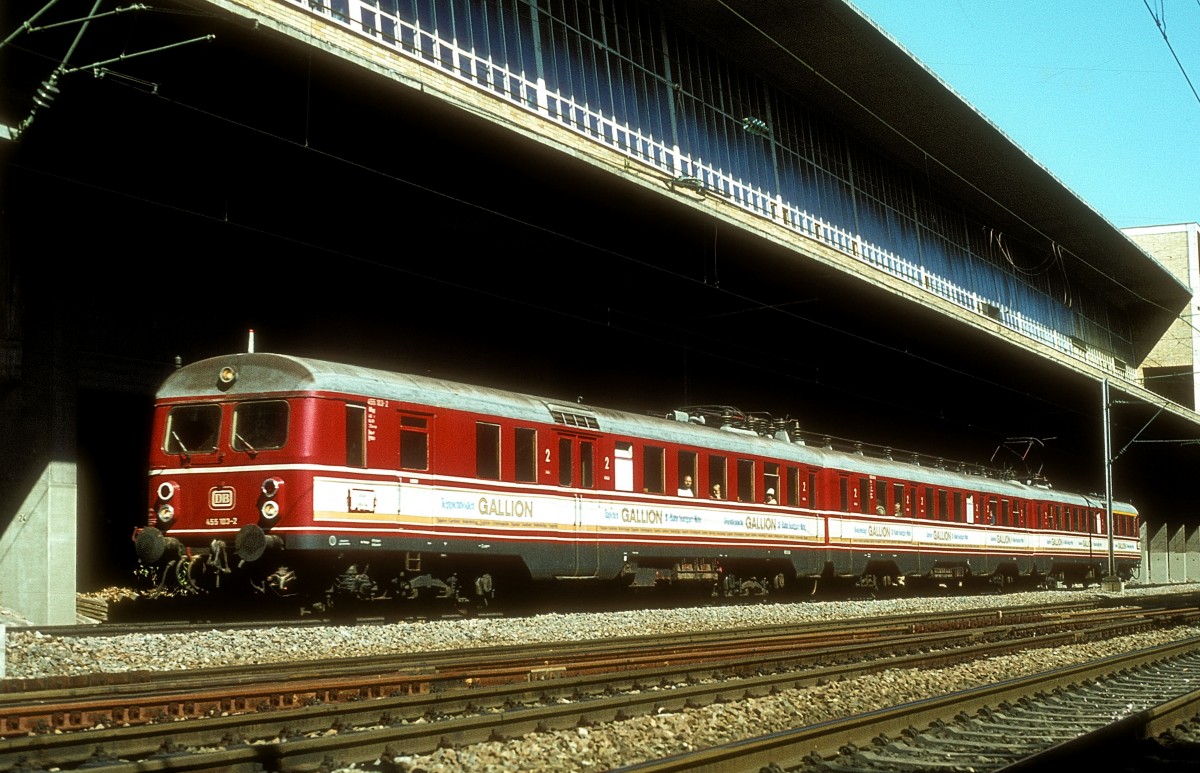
164;404;220;455
232;400;289;452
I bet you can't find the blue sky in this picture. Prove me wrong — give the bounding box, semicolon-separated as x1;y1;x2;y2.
848;1;1199;228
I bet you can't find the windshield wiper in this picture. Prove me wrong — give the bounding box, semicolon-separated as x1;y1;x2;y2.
235;432;258;457
170;430;191;463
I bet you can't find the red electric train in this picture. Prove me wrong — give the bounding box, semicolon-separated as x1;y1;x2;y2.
133;352;1141;607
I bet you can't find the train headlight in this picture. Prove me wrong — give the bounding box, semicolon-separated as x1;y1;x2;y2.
260;500;280;520
261;477;285;498
157;503;175;524
157;480;179;501
218;366;237;386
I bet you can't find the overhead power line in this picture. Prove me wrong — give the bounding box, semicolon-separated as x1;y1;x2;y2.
1143;0;1200;105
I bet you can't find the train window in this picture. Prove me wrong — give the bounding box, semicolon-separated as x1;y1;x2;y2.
615;442;634;491
708;455;728;499
786;466;799;506
857;477;870;513
892;482;905;516
764;462;780;504
873;480;886;513
839;476;850;511
1000;499;1011;526
643;445;665;494
558;437;573;486
164;403;221;455
514;428;537;482
952;491;962;522
476;422;501;480
580;441;594;488
678;450;697;496
345;405;366;468
400;415;429;471
808;471;817;509
924;487;935;519
737;459;755;502
232;400;289;453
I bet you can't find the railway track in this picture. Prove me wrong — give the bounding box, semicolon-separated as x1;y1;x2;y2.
615;637;1200;772
4;597;1199;771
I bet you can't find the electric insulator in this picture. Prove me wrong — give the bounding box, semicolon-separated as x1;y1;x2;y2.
33;79;60;109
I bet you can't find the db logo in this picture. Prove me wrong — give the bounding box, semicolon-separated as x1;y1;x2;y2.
209;487;236;510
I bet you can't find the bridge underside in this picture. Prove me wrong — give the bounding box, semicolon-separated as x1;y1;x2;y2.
2;0;1197;587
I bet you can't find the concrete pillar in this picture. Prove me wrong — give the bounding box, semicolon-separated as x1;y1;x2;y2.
1146;521;1169;583
1169;522;1189;583
0;461;77;624
1188;523;1200;582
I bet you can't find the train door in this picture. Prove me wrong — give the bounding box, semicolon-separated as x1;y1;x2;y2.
556;431;599;576
394;411;431;527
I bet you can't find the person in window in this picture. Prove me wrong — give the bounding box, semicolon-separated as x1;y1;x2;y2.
892;502;904;517
765;488;777;505
710;483;723;499
678;475;695;497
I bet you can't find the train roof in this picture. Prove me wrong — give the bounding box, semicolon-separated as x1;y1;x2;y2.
160;353;1135;513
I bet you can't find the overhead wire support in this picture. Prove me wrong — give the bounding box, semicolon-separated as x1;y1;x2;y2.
20;4;150;35
2;1;214;141
0;0;63;52
61;34;215;75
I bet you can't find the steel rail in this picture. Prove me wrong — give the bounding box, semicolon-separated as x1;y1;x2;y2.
612;637;1200;773
3;606;1194;771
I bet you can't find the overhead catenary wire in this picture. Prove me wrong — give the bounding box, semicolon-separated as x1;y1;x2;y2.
1144;0;1200;106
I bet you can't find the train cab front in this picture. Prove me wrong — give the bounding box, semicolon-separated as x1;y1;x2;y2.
134;360;299;597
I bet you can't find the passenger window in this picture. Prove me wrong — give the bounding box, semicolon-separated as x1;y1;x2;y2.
764;462;780;504
345;404;366;468
580;440;594;488
786;466;799;506
558;437;573;486
677;450;697;496
400;415;429;470
736;458;755;502
615;442;634;492
514;427;537;482
643;445;665;494
165;403;221;454
476;422;500;480
233;400;289;452
708;455;728;499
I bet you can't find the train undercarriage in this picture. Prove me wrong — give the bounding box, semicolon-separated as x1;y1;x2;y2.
134;523;1134;617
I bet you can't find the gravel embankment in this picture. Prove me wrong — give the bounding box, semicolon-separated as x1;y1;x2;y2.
5;584;1199;772
5;584;1197;678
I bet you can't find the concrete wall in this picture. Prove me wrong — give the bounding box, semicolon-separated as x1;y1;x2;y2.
1127;224;1200;409
1141;519;1200;585
0;462;76;624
